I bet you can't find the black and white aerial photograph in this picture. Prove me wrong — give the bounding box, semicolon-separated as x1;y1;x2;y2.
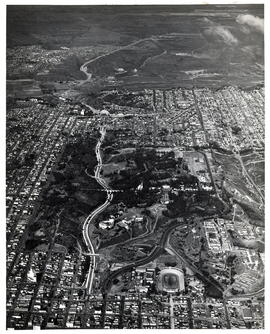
5;0;267;331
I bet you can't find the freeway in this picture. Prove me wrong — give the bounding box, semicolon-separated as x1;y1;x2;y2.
166;239;231;328
102;245;163;293
82;127;114;295
225;287;264;300
79;37;153;86
166;243;224;295
234;151;264;203
101;214;223;294
225;124;264;204
79;31;192;87
101;219;181;293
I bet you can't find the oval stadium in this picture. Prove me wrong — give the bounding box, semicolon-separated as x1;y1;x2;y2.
157;268;185;293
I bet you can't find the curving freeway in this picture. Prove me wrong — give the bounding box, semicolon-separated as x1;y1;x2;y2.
101;219;181;293
79;37;153;86
78;32;186;87
225;287;264;300
82;127;114;295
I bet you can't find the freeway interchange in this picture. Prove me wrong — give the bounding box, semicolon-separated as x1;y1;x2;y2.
101;216;224;296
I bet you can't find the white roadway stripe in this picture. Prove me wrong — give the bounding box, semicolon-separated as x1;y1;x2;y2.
82;127;114;293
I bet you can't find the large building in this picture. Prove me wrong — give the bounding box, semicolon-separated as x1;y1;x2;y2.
157;268;185;293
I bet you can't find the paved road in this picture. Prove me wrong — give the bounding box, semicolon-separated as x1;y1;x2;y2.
101;220;181;293
225;287;264;300
167;240;231;328
225;125;264;204
79;32;187;87
79;37;152;86
169;294;175;329
166;244;224;294
234;151;264;203
82;127;114;295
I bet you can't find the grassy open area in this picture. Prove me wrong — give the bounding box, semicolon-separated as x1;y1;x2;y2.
213;150;264;224
8;5;263;89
